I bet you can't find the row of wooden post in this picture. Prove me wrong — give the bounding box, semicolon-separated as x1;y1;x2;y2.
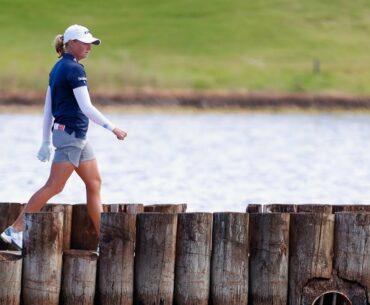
0;203;187;251
1;203;370;305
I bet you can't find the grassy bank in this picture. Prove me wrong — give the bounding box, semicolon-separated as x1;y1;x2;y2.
1;0;370;94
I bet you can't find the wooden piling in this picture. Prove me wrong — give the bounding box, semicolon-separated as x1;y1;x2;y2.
61;250;98;305
174;213;212;305
144;204;187;213
249;213;290;305
22;212;64;305
71;204;98;250
332;204;370;213
134;213;177;305
289;213;334;305
103;203;125;212
103;203;144;214
246;204;262;213
301;273;367;305
42;203;72;250
264;204;296;213
211;213;249;305
334;212;370;300
0;251;22;305
99;213;136;305
296;204;332;213
126;203;144;214
0;203;24;250
7;201;370;305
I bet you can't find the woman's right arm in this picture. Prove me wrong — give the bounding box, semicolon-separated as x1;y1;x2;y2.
37;86;53;162
42;86;53;142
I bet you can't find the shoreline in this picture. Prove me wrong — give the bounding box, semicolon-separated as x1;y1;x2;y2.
2;90;370;112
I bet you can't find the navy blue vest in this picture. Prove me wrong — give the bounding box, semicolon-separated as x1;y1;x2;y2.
49;53;89;138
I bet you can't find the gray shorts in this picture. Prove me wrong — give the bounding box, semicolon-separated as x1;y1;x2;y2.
52;130;95;167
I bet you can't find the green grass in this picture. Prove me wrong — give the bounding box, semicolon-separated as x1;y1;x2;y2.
1;0;370;94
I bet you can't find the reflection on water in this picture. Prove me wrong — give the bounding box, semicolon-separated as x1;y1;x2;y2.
1;111;370;212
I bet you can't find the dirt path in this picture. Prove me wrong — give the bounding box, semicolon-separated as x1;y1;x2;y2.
1;90;370;110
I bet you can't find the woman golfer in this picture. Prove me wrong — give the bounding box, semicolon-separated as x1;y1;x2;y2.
1;24;127;249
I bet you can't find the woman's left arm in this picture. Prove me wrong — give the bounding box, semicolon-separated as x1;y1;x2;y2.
73;86;127;140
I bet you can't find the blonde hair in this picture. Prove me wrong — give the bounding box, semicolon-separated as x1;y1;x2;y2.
54;34;65;58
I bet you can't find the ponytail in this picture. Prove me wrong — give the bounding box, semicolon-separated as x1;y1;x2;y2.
54;34;65;58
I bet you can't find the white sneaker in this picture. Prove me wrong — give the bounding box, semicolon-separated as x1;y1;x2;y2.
0;226;23;250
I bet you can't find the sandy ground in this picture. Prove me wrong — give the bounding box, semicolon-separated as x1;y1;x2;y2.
2;90;370;112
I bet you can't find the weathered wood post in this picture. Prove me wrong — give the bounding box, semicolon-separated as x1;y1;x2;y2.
246;204;262;213
103;203;125;212
103;203;144;214
0;203;24;250
265;204;296;213
134;213;177;305
125;203;144;214
335;212;370;301
99;212;136;305
71;204;98;250
301;274;367;305
249;213;290;305
144;204;187;213
0;251;22;305
22;212;64;305
211;212;249;305
296;204;332;213
332;205;370;213
289;213;334;305
61;250;98;305
42;203;72;250
174;213;212;305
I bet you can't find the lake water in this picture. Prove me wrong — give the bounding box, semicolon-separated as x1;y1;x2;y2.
1;111;370;212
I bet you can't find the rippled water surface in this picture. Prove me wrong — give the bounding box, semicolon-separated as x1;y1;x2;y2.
1;111;370;211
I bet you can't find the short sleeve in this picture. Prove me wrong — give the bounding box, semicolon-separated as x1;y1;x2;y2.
66;64;88;89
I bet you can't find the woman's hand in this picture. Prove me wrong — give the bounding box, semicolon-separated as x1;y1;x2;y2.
112;127;127;140
37;141;52;162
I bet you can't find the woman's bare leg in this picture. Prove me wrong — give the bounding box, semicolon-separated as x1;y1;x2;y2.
75;159;103;235
12;162;75;231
